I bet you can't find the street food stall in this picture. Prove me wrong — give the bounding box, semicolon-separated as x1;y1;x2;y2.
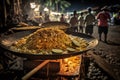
0;22;98;80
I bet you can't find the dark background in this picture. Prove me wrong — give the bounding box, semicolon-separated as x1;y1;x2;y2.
66;0;120;11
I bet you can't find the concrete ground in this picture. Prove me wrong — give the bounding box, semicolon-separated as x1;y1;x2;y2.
92;25;120;57
91;25;120;78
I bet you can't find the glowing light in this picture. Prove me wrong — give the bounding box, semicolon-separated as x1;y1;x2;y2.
44;7;49;12
30;2;36;9
51;12;61;15
34;5;40;12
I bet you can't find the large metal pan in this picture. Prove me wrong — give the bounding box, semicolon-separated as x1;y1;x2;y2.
0;30;98;60
41;21;70;30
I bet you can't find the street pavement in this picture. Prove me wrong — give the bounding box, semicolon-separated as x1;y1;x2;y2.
92;25;120;57
92;25;120;77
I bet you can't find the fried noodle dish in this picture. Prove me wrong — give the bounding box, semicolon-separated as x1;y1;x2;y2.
10;28;88;54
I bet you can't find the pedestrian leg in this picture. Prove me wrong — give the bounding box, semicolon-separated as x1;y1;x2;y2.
104;34;107;43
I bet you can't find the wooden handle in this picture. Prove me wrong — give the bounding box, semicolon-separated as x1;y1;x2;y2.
22;60;49;80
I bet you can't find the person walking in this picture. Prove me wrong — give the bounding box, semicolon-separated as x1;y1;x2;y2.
69;10;79;32
78;12;85;33
96;6;111;43
44;14;50;22
84;7;95;35
60;14;66;22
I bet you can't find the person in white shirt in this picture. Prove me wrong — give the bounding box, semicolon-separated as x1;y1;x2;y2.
78;12;85;33
84;7;95;35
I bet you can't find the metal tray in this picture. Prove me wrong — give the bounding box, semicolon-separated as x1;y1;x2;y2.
0;30;98;60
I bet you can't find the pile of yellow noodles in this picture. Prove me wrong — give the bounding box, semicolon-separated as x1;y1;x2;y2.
11;27;89;54
13;28;72;52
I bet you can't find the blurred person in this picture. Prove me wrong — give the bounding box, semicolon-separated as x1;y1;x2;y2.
60;14;66;22
96;6;111;43
34;12;44;26
78;12;85;33
39;12;44;24
23;14;29;23
113;11;120;25
44;13;50;22
84;7;95;35
69;10;79;32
